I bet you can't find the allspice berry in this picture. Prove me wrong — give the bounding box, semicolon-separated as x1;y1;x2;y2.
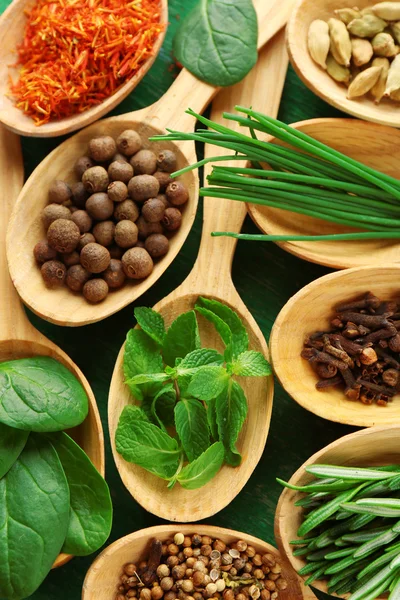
153;171;172;192
114;199;140;222
74;156;94;179
145;234;169;258
47;219;80;253
130;149;157;175
136;216;163;240
122;247;153;279
162;208;182;231
108;181;128;202
109;245;123;259
66;264;91;292
166;181;189;206
71;182;89;209
33;240;57;263
157;149;177;173
86;192;114;220
108;161;134;183
112;152;129;163
128;174;160;202
142;198;165;223
82;166;109;193
88;136;117;162
62;251;80;266
157;194;170;208
42;203;71;229
71;210;92;233
83;278;109;303
80;243;110;273
78;232;96;250
49;180;72;204
114;220;138;248
117;129;142;157
93;221;115;246
103;259;126;289
41;260;67;288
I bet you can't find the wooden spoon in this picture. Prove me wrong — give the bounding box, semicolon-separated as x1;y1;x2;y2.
0;123;104;568
286;0;400;128
275;424;400;598
82;524;309;599
0;0;168;138
248;118;400;269
270;264;400;427
107;29;289;523
6;0;293;327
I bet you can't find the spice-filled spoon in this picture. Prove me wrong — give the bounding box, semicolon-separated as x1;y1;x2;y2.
0;0;168;137
0;123;104;567
107;28;289;523
6;0;293;327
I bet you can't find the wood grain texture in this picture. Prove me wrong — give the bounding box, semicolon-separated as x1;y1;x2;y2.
248;118;400;269
0;0;168;137
275;425;400;598
287;0;400;127
0;123;105;568
270;265;400;427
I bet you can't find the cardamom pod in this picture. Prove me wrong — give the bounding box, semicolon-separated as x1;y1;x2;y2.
371;2;400;20
334;7;361;25
329;18;352;66
372;32;399;56
370;56;390;102
347;65;383;98
391;22;400;44
385;54;400;97
361;7;375;16
347;14;387;38
351;37;374;66
308;20;330;69
390;88;400;100
326;54;351;83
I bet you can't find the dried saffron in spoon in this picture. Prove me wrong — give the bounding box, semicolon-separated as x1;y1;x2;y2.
9;0;164;125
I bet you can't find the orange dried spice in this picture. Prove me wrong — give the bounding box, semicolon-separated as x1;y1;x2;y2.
10;0;164;125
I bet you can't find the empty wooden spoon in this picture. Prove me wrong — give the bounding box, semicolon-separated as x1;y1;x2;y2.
0;123;104;568
6;0;293;327
0;0;168;137
107;28;289;523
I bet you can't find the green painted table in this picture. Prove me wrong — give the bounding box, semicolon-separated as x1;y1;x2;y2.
0;1;358;598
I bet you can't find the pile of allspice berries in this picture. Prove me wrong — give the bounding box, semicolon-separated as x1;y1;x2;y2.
33;131;188;303
308;2;400;102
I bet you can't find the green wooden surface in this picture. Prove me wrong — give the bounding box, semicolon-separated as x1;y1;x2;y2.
0;1;358;598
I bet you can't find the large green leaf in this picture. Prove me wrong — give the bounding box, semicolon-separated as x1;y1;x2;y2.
232;351;271;377
134;307;166;346
196;298;249;358
174;398;210;462
163;311;201;367
188;366;230;401
216;380;248;466
177;442;224;490
0;423;29;479
123;329;164;400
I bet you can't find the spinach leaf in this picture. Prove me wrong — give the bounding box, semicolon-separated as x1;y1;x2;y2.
0;434;70;600
124;329;164;400
216;380;248;466
0;357;88;432
232;351;271;377
177;442;224;489
196;297;249;358
188;366;230;401
162;311;201;367
116;406;181;479
134;307;166;346
0;423;29;479
174;398;210;462
173;0;258;87
49;432;112;556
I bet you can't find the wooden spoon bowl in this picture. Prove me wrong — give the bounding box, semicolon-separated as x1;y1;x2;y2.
82;524;309;600
248;118;400;269
270;264;400;427
275;424;400;598
0;0;167;137
286;0;400;127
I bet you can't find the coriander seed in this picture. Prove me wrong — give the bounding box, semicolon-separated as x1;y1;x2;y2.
152;588;164;600
117;129;142;156
213;541;226;553
83;278;109;303
66;264;90;292
161;577;174;591
168;544;179;556
246;547;256;558
174;533;185;546
41;260;67;288
82;166;109;193
93;221;115;247
49;180;72;204
80;243;110;273
164;593;176;600
183;547;193;558
108;180;128;202
261;554;275;567
88;136;117;162
47;218;80;253
86;192;114;220
192;571;204;587
157;565;170;579
131;149;157;175
33;240;57;263
205;583;217;597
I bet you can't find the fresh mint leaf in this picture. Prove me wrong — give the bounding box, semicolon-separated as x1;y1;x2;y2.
174;398;210;462
177;442;224;490
233;351;271;377
195;306;232;349
173;0;258;87
216;380;248;466
0;357;88;432
196;297;249;358
0;423;29;479
163;311;200;367
116;406;180;479
135;307;166;346
206;398;219;441
177;348;224;373
126;373;170;386
124;329;164;400
118;404;150;424
188;366;230;401
151;384;176;430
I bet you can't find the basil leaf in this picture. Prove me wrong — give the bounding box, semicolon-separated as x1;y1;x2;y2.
116;406;180;479
177;442;224;490
188;366;230;401
174;398;210;462
173;0;258;87
206;398;219;441
0;357;88;432
135;307;166;346
196;297;249;358
216;380;248;466
0;434;70;600
49;432;112;556
177;348;224;373
151;384;176;429
0;423;29;479
124;329;164;400
232;351;271;377
195;306;233;360
163;311;201;367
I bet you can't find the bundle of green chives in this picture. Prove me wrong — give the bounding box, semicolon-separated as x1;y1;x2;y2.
151;107;400;243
